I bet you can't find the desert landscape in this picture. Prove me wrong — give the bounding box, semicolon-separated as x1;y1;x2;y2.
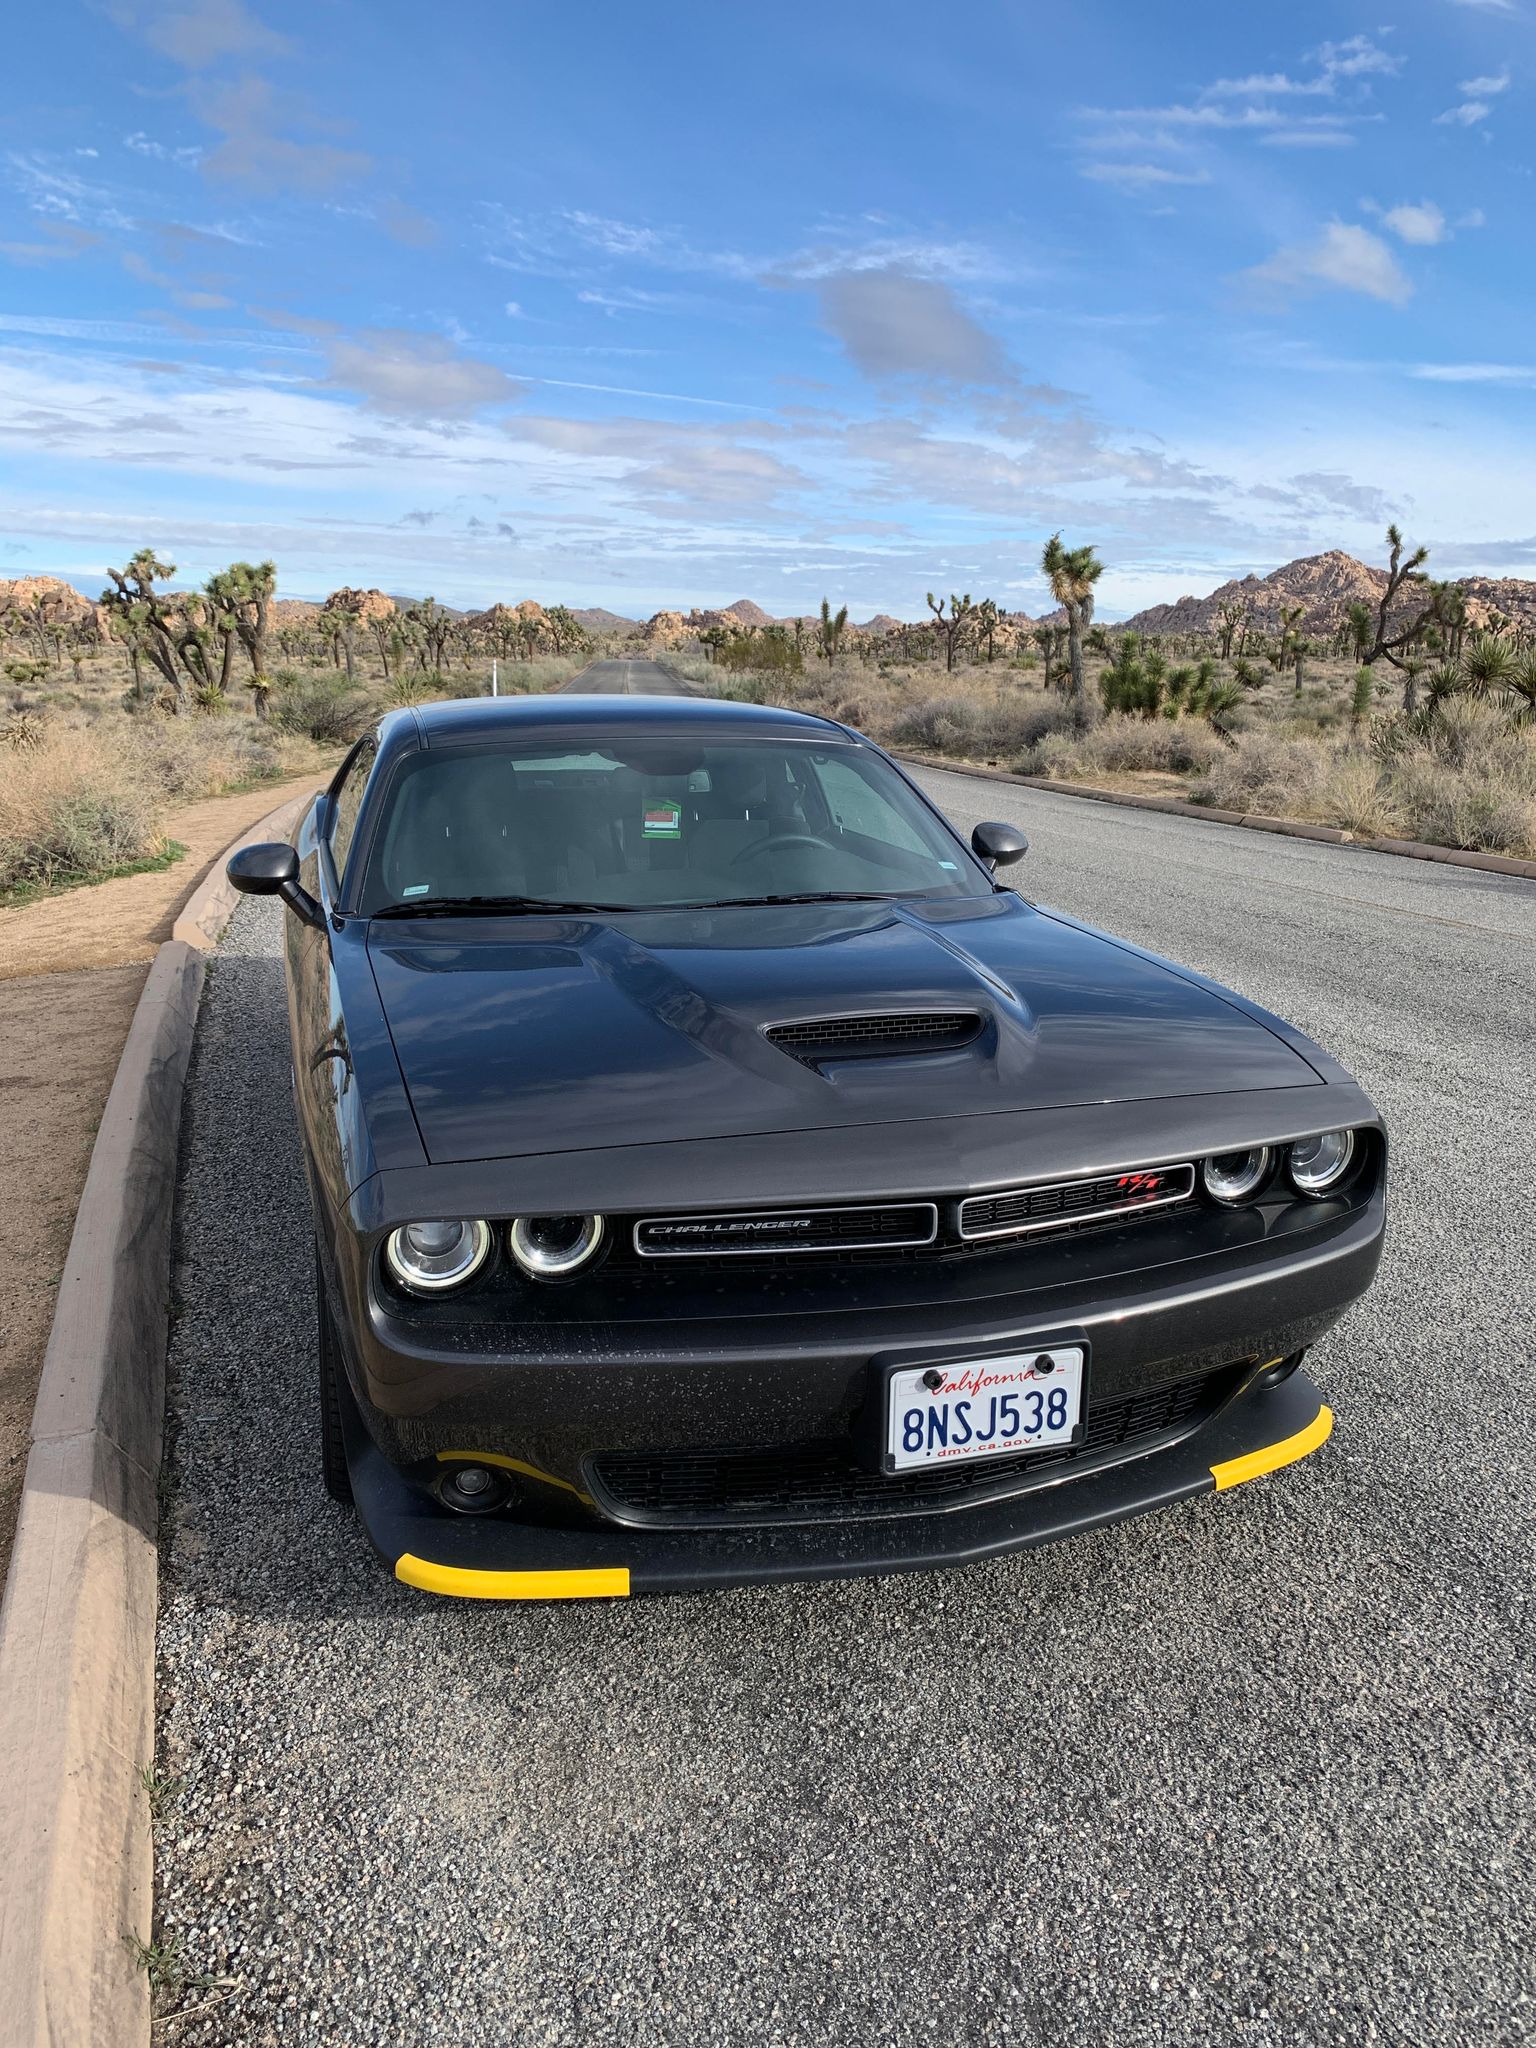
4;527;1535;900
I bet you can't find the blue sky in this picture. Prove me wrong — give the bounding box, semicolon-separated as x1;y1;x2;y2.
1;0;1532;618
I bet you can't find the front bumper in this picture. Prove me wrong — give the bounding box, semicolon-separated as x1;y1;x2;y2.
342;1363;1335;1598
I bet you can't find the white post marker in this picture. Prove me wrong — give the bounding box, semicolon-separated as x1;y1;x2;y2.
491;659;499;697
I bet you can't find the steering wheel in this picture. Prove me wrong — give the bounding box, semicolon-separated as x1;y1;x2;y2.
731;832;830;865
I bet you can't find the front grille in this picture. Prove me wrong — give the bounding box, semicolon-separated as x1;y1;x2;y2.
591;1367;1230;1526
765;1011;981;1062
635;1203;938;1258
959;1163;1197;1241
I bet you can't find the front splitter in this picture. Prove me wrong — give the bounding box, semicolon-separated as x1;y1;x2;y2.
340;1369;1333;1601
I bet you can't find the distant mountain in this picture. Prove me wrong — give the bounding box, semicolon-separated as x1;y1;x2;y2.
722;598;773;626
571;607;638;635
1118;549;1536;640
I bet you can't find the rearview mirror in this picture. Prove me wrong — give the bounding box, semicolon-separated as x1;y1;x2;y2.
227;842;324;929
971;820;1029;871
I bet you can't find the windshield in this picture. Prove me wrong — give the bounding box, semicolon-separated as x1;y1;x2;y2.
356;735;989;913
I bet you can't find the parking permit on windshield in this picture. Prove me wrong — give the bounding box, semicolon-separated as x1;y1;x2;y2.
643;801;683;838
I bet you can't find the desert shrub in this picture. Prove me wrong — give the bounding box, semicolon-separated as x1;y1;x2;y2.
891;694;1076;761
1187;730;1328;814
270;672;370;744
1039;714;1225;780
1317;753;1402;837
0;726;160;889
1384;707;1536;854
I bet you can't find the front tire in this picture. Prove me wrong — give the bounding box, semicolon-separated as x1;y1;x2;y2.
315;1250;354;1504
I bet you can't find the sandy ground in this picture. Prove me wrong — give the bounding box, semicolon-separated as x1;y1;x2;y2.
0;773;324;1575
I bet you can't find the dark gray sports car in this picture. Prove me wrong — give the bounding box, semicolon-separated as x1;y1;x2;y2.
229;693;1385;1600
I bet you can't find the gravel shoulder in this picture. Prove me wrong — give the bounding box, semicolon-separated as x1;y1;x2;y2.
0;772;324;1585
152;776;1536;2047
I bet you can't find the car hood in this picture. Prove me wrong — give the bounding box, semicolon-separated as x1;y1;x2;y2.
366;895;1322;1166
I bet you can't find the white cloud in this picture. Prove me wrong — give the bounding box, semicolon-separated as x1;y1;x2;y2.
123;132;204;167
121;0;289;69
1261;129;1358;147
1202;35;1399;97
1448;0;1516;11
1081;162;1211;190
1460;69;1511;93
1380;201;1449;244
1409;361;1536;384
323;329;525;417
812;268;1012;387
1246;222;1413;305
1434;100;1492;125
1316;35;1401;79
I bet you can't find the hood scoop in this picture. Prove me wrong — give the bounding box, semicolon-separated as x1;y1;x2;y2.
764;1011;983;1065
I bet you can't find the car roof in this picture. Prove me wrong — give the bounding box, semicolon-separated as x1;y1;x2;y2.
391;693;850;750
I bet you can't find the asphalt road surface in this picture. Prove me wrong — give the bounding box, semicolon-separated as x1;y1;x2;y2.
559;657;698;694
154;767;1536;2046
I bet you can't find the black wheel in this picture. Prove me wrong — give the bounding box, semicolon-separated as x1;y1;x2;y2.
315;1249;354;1504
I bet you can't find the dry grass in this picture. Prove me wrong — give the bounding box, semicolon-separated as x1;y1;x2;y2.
0;709;320;893
686;646;1536;859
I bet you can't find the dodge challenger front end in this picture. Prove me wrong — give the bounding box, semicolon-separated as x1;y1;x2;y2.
229;693;1385;1600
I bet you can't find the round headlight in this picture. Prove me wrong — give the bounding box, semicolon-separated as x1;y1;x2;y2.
1200;1148;1274;1206
384;1218;491;1294
508;1213;605;1279
1288;1129;1356;1196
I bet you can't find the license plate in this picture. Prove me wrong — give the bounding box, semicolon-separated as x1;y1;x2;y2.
885;1347;1086;1472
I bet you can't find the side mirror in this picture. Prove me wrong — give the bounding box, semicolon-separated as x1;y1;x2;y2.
972;820;1029;871
227;842;324;929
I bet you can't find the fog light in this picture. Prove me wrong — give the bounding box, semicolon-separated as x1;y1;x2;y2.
439;1463;509;1514
508;1213;605;1279
1255;1352;1303;1388
1200;1148;1274;1206
1288;1129;1356;1196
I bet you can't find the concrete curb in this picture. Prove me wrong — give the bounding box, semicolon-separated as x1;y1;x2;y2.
895;754;1536;881
0;787;314;2048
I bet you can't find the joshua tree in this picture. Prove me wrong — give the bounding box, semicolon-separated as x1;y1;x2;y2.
817;597;848;665
925;591;975;673
206;560;274;675
1041;533;1104;716
1343;599;1374;664
1216;598;1249;661
1292;634;1314;697
319;607;358;682
1360;525;1462;671
100;548;193;711
1031;623;1058;689
974;598;1000;663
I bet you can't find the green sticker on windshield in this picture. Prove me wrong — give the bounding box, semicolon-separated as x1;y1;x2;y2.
643;800;682;839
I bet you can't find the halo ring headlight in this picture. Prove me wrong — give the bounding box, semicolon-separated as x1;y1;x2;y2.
1200;1148;1274;1206
384;1219;491;1294
1288;1128;1356;1196
508;1213;605;1279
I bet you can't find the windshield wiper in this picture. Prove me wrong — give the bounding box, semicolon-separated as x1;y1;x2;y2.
373;894;622;919
673;891;910;909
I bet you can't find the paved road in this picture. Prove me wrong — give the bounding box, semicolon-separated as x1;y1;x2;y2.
559;657;698;694
155;774;1536;2046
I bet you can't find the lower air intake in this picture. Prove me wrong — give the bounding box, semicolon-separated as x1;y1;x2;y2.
592;1367;1232;1526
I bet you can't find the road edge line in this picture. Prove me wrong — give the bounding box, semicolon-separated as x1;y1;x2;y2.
894;754;1536;881
0;786;315;2048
